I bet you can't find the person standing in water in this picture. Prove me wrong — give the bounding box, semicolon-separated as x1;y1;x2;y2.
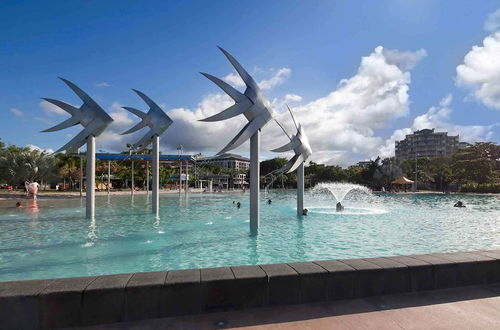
336;202;344;212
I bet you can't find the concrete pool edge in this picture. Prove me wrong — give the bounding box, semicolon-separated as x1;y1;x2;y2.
0;249;499;328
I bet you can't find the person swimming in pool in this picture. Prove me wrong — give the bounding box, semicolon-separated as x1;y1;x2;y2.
454;201;466;208
336;202;344;212
236;202;241;209
302;208;308;216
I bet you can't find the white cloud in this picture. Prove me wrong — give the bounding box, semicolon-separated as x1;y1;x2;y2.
382;48;427;70
258;68;291;90
411;94;495;142
39;100;68;116
456;31;500;109
91;46;428;165
26;144;54;154
223;67;291;90
378;94;496;158
484;8;500;32
95;82;111;88
284;94;303;103
223;72;245;88
270;46;425;163
9;108;23;116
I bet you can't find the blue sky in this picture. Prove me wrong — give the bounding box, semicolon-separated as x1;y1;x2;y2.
1;0;499;165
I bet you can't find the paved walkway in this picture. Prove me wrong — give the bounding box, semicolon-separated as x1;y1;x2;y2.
87;284;500;329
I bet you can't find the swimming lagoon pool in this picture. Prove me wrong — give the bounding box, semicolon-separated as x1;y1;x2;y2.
0;191;499;281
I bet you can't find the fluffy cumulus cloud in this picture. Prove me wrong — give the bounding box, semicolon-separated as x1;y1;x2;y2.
223;67;291;90
484;8;500;32
456;15;500;110
269;46;426;165
25;144;54;154
89;47;427;166
9;108;23;116
411;94;496;142
377;94;496;158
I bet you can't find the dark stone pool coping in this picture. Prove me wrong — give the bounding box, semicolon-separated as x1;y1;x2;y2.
1;249;499;329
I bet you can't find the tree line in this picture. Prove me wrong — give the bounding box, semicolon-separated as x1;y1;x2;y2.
1;138;498;193
260;142;499;193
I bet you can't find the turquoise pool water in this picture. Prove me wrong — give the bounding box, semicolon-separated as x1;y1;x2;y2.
0;191;499;281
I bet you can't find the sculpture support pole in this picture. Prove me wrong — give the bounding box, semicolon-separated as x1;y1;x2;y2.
297;162;304;216
86;135;95;219
250;130;260;235
185;161;188;195
146;160;149;195
107;160;111;194
152;135;159;215
79;156;83;197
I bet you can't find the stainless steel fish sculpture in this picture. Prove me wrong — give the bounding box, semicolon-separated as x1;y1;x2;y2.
41;78;113;153
272;105;312;173
121;89;173;150
199;47;275;154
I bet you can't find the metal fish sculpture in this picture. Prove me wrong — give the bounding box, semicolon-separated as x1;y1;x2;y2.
121;89;173;150
199;47;275;154
272;105;312;173
41;78;113;153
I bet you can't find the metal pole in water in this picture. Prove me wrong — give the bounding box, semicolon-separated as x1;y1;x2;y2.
131;160;135;195
86;135;95;219
107;160;111;194
79;154;83;198
152;135;159;215
146;159;150;195
185;160;188;195
250;130;260;235
297;162;304;215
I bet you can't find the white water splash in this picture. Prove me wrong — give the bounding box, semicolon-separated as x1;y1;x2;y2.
312;182;372;203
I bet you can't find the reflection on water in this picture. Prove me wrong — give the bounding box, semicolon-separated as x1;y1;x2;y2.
0;191;498;281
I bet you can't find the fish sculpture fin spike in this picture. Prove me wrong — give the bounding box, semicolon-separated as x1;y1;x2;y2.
288;154;305;173
122;106;148;121
217;116;265;154
217;47;259;91
216;121;251;155
121;121;147;135
41;116;80;132
274;118;291;139
199;101;251;122
54;125;94;153
41;98;78;116
200;72;247;103
271;140;296;153
132;89;161;111
287;104;300;131
58;77;101;110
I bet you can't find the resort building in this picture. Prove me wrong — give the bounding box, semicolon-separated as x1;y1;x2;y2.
196;153;250;171
395;128;460;160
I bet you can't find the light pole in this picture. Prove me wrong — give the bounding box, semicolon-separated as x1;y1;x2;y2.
177;145;183;195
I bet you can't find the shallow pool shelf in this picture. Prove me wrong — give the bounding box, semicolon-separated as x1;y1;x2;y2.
1;249;499;329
